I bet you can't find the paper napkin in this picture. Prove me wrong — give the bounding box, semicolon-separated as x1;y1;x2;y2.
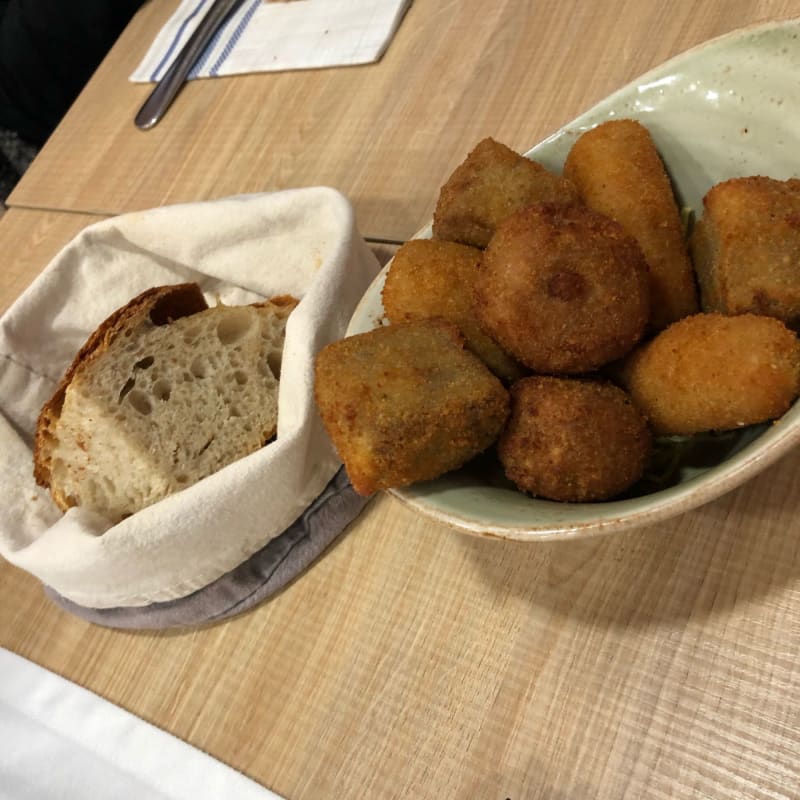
130;0;412;82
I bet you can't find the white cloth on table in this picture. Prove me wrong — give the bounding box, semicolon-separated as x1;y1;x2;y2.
0;647;284;799
0;188;379;611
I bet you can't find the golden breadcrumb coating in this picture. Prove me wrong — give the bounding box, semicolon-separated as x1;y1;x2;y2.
690;176;800;328
314;319;509;495
381;238;526;382
432;137;580;248
476;203;650;374
564;119;698;330
497;376;651;502
618;312;800;435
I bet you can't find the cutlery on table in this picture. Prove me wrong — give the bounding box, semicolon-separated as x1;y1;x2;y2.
135;0;246;130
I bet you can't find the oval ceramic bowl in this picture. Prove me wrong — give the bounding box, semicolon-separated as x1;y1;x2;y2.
347;18;800;541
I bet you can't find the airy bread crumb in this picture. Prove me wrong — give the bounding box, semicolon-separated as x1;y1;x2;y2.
34;283;297;522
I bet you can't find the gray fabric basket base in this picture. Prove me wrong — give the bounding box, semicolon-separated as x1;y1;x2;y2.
45;468;369;630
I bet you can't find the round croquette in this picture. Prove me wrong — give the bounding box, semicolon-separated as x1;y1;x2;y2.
619;312;800;435
476;204;650;374
381;239;526;382
497;376;652;502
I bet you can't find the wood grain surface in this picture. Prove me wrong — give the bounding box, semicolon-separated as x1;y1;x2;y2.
8;0;800;242
2;430;799;798
0;207;799;799
0;209;106;314
2;0;800;796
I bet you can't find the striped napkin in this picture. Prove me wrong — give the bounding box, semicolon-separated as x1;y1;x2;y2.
130;0;412;83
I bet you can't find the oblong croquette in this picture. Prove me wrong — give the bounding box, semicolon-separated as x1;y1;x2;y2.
563;119;698;330
497;376;652;502
618;312;800;435
382;238;526;382
476;203;650;374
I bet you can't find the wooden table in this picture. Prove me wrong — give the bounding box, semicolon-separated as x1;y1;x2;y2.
7;0;800;242
2;1;800;798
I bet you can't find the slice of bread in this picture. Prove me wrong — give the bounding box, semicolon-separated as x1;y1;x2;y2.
34;283;297;522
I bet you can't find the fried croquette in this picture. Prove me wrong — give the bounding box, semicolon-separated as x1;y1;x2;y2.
381;239;526;382
618;313;800;435
690;176;800;328
476;203;650;374
563;119;698;330
314;319;510;495
432;137;580;249
497;376;651;502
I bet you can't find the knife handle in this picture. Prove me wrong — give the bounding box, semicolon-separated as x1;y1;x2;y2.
135;0;244;130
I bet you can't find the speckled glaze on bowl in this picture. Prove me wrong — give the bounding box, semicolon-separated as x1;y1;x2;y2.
347;18;800;541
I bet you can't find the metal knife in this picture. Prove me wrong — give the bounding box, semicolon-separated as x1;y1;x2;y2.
135;0;246;130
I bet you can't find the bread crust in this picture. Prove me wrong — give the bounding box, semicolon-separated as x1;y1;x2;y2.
33;283;208;492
